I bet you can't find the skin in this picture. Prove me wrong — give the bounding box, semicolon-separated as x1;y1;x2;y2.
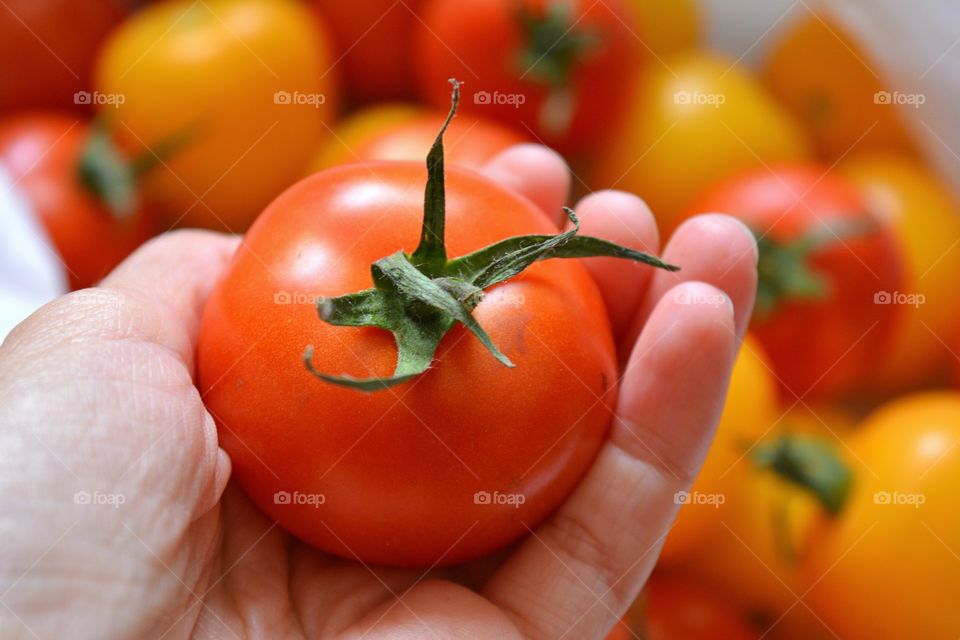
95;0;338;231
0;145;757;639
0;113;154;290
591;53;811;233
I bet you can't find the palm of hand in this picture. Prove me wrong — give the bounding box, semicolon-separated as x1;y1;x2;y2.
0;146;755;640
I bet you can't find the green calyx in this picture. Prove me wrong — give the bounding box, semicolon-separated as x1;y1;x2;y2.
754;216;874;318
516;1;599;137
304;79;678;392
751;433;852;515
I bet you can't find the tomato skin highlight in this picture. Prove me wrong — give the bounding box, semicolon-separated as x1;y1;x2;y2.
197;163;617;567
687;164;902;400
0;114;154;290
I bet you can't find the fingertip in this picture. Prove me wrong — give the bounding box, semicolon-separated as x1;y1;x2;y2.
482;144;570;225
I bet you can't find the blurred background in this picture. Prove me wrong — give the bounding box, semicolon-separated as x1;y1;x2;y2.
2;0;959;638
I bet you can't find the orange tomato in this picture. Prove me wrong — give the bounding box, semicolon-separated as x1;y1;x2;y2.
803;393;960;640
591;53;810;232
95;0;338;231
763;14;918;160
629;0;700;54
840;155;960;393
311;105;527;172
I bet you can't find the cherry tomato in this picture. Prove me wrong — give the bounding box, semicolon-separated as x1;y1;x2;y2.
197;159;623;567
610;571;757;640
0;0;128;112
839;155;960;394
0;114;153;290
95;0;338;231
763;15;919;160
311;105;528;172
591;53;811;232
660;335;779;564
629;0;700;54
803;392;960;640
414;0;642;156
687;164;902;400
309;0;422;104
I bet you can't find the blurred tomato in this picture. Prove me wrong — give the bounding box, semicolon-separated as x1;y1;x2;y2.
95;0;338;231
763;14;919;160
642;572;757;640
592;53;810;232
660;335;778;563
803;392;960;640
310;0;422;104
311;105;527;172
678;405;855;639
629;0;700;54
840;155;960;393
414;0;642;156
0;0;129;112
687;164;902;400
0;114;153;290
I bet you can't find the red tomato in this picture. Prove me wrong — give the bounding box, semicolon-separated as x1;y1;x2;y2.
414;0;641;156
312;105;528;172
0;0;128;112
310;0;423;103
197;163;620;567
687;164;902;400
610;572;757;640
0;114;154;290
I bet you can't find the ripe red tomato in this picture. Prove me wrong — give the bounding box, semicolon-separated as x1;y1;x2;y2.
0;0;128;112
0;114;154;290
310;0;423;103
311;105;528;172
198;144;633;567
687;164;902;400
414;0;641;156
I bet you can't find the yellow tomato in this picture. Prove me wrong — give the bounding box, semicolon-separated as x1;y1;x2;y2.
311;105;527;173
630;0;700;55
95;0;337;230
592;53;810;232
660;335;779;563
763;15;918;160
803;392;960;640
839;155;960;393
681;405;855;638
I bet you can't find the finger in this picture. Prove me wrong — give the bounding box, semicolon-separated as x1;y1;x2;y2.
566;190;659;344
623;214;757;359
484;282;738;640
481;144;570;226
99;229;240;366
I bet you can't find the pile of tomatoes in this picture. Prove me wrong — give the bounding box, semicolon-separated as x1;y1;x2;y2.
3;1;959;638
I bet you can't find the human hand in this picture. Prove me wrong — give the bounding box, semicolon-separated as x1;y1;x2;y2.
0;144;756;639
